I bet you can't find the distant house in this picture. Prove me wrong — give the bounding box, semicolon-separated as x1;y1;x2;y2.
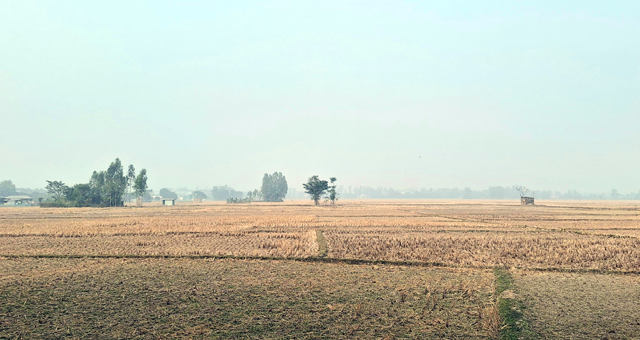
521;197;535;205
3;195;33;205
162;198;176;206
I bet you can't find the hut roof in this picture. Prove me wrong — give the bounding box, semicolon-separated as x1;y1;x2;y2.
5;195;32;200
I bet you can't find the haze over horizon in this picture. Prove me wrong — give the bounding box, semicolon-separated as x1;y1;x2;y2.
2;1;639;193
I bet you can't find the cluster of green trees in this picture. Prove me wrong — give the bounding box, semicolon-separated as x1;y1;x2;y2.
245;189;262;202
303;176;338;205
44;158;148;207
211;186;244;201
261;172;288;202
219;172;337;205
222;172;289;204
234;172;289;203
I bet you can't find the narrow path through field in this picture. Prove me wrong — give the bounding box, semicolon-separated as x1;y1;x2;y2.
315;230;328;257
494;268;536;339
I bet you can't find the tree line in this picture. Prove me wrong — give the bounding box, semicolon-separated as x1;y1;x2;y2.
321;185;640;200
219;172;289;203
44;158;148;207
148;172;290;204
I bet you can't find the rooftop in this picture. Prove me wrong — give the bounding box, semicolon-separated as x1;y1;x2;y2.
4;195;32;200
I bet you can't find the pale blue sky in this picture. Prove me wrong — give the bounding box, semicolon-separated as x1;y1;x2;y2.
1;1;639;193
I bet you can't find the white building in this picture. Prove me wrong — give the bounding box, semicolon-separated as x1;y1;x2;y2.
2;195;33;205
162;198;176;206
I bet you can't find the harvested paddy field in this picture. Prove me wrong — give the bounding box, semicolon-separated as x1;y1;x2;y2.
513;270;640;339
1;200;639;338
0;258;497;339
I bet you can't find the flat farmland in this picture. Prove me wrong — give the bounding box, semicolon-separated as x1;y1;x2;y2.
1;200;640;339
1;258;497;339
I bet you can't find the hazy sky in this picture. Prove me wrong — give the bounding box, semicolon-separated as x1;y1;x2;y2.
1;1;639;193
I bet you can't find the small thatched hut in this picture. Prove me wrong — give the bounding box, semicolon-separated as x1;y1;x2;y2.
521;197;535;205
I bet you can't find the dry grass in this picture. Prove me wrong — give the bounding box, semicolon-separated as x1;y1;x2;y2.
325;230;640;271
0;231;318;257
513;270;640;339
2;200;640;271
0;213;317;236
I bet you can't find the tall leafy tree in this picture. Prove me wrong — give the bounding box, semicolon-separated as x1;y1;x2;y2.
45;180;69;201
127;165;136;205
89;171;107;205
327;177;338;205
104;158;126;206
133;169;148;206
90;171;105;190
303;175;328;206
261;172;288;202
262;174;270;200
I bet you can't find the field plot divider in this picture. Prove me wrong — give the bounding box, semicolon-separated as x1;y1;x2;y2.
3;254;640;276
315;230;328;258
511;224;640;239
494;268;536;340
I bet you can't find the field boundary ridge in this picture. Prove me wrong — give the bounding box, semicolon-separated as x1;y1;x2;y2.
2;254;640;276
494;267;537;339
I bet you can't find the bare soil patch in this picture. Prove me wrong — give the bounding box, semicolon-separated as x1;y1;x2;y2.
0;258;497;339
